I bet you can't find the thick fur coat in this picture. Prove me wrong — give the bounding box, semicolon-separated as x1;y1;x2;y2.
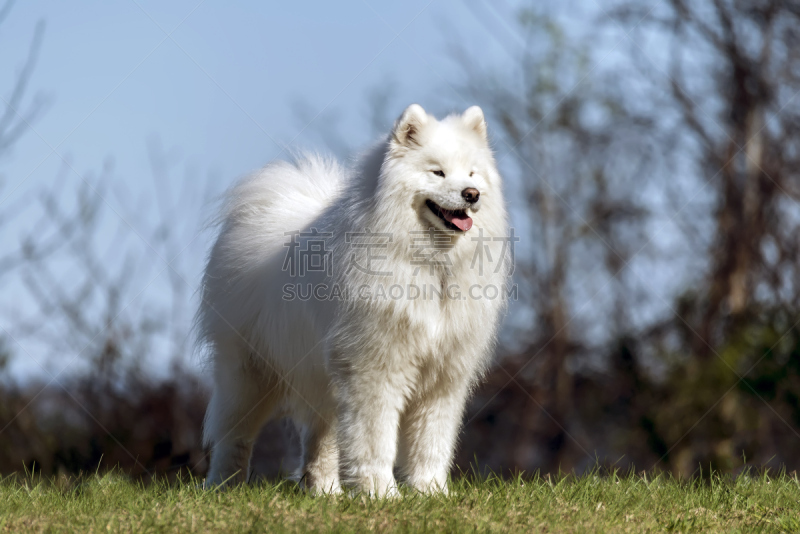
198;104;510;495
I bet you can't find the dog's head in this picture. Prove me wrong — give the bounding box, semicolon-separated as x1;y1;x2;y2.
386;104;497;234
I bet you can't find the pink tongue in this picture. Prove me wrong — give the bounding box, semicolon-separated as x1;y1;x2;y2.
442;210;473;231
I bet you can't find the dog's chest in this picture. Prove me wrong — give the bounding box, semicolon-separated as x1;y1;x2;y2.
397;275;485;357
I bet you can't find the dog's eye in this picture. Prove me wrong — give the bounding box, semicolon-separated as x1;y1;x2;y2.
469;171;474;177
432;170;445;178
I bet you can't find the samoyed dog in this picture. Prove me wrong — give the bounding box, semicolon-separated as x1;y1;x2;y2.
198;104;510;495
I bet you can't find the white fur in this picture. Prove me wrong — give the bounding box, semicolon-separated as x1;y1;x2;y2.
198;104;510;495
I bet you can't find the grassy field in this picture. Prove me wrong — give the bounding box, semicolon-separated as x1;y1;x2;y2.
1;470;798;533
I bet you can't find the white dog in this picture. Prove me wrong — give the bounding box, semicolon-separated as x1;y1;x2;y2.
198;104;510;496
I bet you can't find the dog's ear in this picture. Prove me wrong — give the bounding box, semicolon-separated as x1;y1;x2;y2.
462;106;487;140
392;104;428;147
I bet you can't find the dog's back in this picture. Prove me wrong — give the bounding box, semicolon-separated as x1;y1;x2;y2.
198;154;344;353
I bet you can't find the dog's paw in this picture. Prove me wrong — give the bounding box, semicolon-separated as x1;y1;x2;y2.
408;475;449;496
350;472;399;499
308;481;343;496
375;483;401;499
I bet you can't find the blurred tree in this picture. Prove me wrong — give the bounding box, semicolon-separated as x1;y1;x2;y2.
610;0;800;475
455;0;800;478
614;0;800;343
0;2;217;478
453;7;656;474
0;0;47;281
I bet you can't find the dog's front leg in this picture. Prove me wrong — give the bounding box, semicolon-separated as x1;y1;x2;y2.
397;380;470;494
334;369;405;497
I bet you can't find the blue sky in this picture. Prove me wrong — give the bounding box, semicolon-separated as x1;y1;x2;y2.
0;0;533;197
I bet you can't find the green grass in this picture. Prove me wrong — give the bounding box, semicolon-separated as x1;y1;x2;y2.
1;470;799;533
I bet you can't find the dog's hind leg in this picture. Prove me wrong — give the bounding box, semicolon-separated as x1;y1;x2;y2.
298;415;340;494
204;350;282;487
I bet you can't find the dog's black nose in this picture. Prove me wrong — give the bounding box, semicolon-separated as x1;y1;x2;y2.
462;188;480;203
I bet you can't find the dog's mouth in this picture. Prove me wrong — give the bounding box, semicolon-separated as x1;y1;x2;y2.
425;199;473;232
